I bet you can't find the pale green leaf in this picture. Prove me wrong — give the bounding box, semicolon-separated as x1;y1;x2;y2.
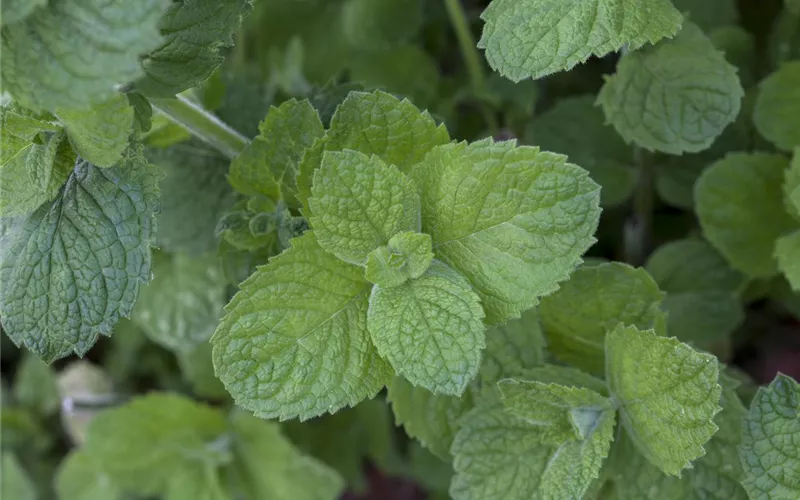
387;376;474;461
754;61;800;151
0;0;169;111
147;140;236;255
522;364;609;396
84;393;228;496
365;232;434;288
297;90;450;211
211;232;393;421
646;238;747;294
229;99;324;207
598;22;743;154
55;451;122;500
132;252;226;352
479;308;546;386
367;260;485;395
341;0;422;49
309;149;421;265
13;353;60;416
135;0;253;97
176;342;228;400
1;453;36;500
539;262;665;374
740;373;800;500
776;230;800;291
1;0;47;26
0;148;159;362
0;127;75;217
526;95;635;207
477;0;683;81
166;466;230;500
229;412;344;500
605;324;722;476
411;138;601;325
695;152;796;278
56;94;134;168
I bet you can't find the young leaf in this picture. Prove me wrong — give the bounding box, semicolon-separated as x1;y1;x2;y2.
695;152;796;278
297;90;450;210
740;374;800;500
605;324;722;476
55;451;122;500
527;94;636;207
83;393;228;496
365;232;434;288
387;376;474;460
753;61;800;151
367;261;485;395
1;453;36;500
479;308;546;386
309;150;421;265
411;138;601;325
132;252;227;352
0;0;169;111
539;262;665;374
597;22;744;155
135;0;253;97
211;232;393;421
147;141;236;255
56;94;134;168
229;412;345;500
776;230;800;290
229;99;324;207
0;148;159;362
477;0;683;81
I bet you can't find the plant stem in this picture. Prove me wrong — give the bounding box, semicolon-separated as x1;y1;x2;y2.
624;147;654;266
150;95;249;159
442;0;499;135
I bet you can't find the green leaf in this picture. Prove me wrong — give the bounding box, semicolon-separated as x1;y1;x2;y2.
368;260;485;395
597;22;744;154
211;232;393;421
13;353;60;416
387;376;474;461
1;0;47;26
740;373;800;500
84;393;228;496
411;138;601;325
56;94;134;168
1;106;76;216
0;0;169;111
349;44;440;108
309;150;421;265
646;238;747;294
55;451;122;500
783;148;800;221
671;0;739;32
135;0;253;97
176;342;228;400
229;412;345;500
341;0;423;49
450;396;615;500
605;433;690;499
147;140;236;255
477;0;683;81
229;99;324;207
479;308;546;386
165;465;229;500
526;94;635;207
132;252;226;352
695;152;797;278
754;61;800;151
0;148;159;362
776;230;800;291
1;453;36;500
661;291;744;347
539;262;665;374
605;324;722;476
298;90;450;211
521;364;609;396
365;232;434;288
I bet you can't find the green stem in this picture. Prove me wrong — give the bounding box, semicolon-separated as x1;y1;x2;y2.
150;95;249;159
625;147;654;266
443;0;499;135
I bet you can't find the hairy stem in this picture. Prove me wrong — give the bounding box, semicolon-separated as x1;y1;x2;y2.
150;95;249;159
624;147;654;266
442;0;499;135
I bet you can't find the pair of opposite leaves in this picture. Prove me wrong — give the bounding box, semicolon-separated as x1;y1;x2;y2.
211;91;602;421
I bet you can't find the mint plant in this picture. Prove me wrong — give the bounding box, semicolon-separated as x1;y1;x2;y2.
2;1;800;499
